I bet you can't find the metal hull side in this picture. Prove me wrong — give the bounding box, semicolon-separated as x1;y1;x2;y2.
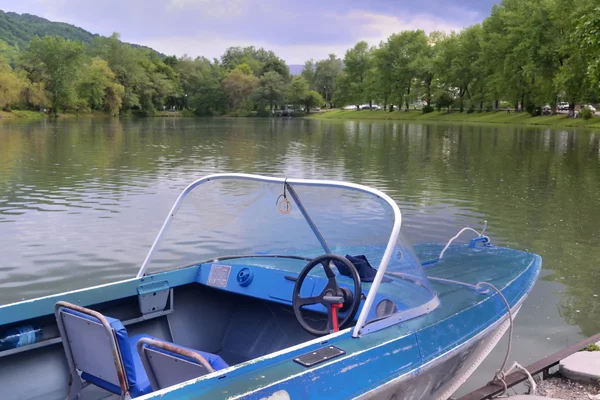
357;306;518;400
0;249;540;400
143;254;540;400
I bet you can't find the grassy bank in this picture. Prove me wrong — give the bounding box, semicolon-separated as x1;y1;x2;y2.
309;109;600;129
0;110;116;119
0;110;47;119
0;110;197;120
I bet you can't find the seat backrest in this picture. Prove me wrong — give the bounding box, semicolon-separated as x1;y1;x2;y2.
54;301;135;395
137;337;214;391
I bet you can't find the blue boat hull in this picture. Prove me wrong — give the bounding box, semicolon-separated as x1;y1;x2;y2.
0;245;541;400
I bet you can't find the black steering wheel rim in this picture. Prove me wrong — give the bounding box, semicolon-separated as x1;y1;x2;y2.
292;254;362;336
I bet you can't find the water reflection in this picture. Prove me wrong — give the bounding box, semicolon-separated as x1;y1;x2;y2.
0;117;599;345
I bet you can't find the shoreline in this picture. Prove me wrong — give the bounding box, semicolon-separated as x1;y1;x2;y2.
308;109;600;130
5;109;600;131
0;110;193;120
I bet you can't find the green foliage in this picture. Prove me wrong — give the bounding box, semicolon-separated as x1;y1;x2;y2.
77;57;124;114
304;90;324;113
2;1;600;118
22;36;85;114
0;61;22;107
575;7;600;84
0;11;94;50
223;65;259;110
422;105;434;114
436;92;454;112
338;41;373;106
0;11;162;57
301;60;316;88
287;76;310;107
314;54;343;106
583;344;600;352
220;46;288;78
253;71;286;111
581;107;593;120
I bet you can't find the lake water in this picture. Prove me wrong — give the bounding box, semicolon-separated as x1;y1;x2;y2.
1;117;599;395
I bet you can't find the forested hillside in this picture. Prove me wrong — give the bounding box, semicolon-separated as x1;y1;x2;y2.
0;1;599;119
0;11;161;58
0;11;94;49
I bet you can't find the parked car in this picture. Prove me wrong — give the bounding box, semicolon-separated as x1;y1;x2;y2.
360;104;381;110
558;102;569;111
584;104;597;112
343;105;358;110
542;105;552;115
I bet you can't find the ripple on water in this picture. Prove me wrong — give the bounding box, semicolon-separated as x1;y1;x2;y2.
0;118;599;393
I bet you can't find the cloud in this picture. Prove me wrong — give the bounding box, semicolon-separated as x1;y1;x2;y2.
346;10;467;42
141;11;468;63
166;0;248;17
0;0;494;63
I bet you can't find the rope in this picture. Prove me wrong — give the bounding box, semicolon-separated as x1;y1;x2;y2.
427;277;536;397
476;282;515;396
439;223;487;260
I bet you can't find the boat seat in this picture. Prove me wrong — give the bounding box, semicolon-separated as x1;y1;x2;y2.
137;337;229;391
54;301;227;399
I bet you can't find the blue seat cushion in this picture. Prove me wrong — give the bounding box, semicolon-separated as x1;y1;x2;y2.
82;335;154;397
60;307;226;397
61;308;152;397
140;337;229;372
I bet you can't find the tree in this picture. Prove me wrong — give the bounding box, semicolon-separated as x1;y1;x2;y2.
303;90;324;113
221;46;289;78
253;71;286;111
314;54;342;107
0;61;22;108
21;36;85;114
576;6;600;84
340;41;373;107
19;78;48;109
434;27;483;112
87;33;177;113
301;59;316;88
259;55;289;80
554;0;592;116
436;92;454;112
177;56;227;115
287;76;309;107
333;72;354;108
222;63;259;110
77;57;124;113
415;32;444;106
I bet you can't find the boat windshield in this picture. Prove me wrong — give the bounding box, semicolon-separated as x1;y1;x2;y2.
138;174;438;336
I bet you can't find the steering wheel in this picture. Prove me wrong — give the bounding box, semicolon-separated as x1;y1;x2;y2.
292;254;362;336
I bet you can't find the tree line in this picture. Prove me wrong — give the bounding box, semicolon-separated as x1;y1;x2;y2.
332;0;600;116
1;0;599;117
0;33;327;116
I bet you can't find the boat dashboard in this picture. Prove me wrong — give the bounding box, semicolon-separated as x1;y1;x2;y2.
194;255;407;322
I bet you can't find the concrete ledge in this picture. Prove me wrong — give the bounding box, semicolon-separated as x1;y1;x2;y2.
559;347;600;383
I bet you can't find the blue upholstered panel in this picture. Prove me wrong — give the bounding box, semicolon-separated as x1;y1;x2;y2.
138;336;229;372
60;308;152;397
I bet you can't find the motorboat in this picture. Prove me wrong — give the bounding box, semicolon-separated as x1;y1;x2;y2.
0;174;541;399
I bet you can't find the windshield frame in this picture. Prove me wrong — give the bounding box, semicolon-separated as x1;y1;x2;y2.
135;173;402;337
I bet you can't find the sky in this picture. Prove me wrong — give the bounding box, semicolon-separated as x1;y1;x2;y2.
0;0;499;64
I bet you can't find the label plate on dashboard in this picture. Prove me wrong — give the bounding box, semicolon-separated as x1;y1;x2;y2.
207;264;231;288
